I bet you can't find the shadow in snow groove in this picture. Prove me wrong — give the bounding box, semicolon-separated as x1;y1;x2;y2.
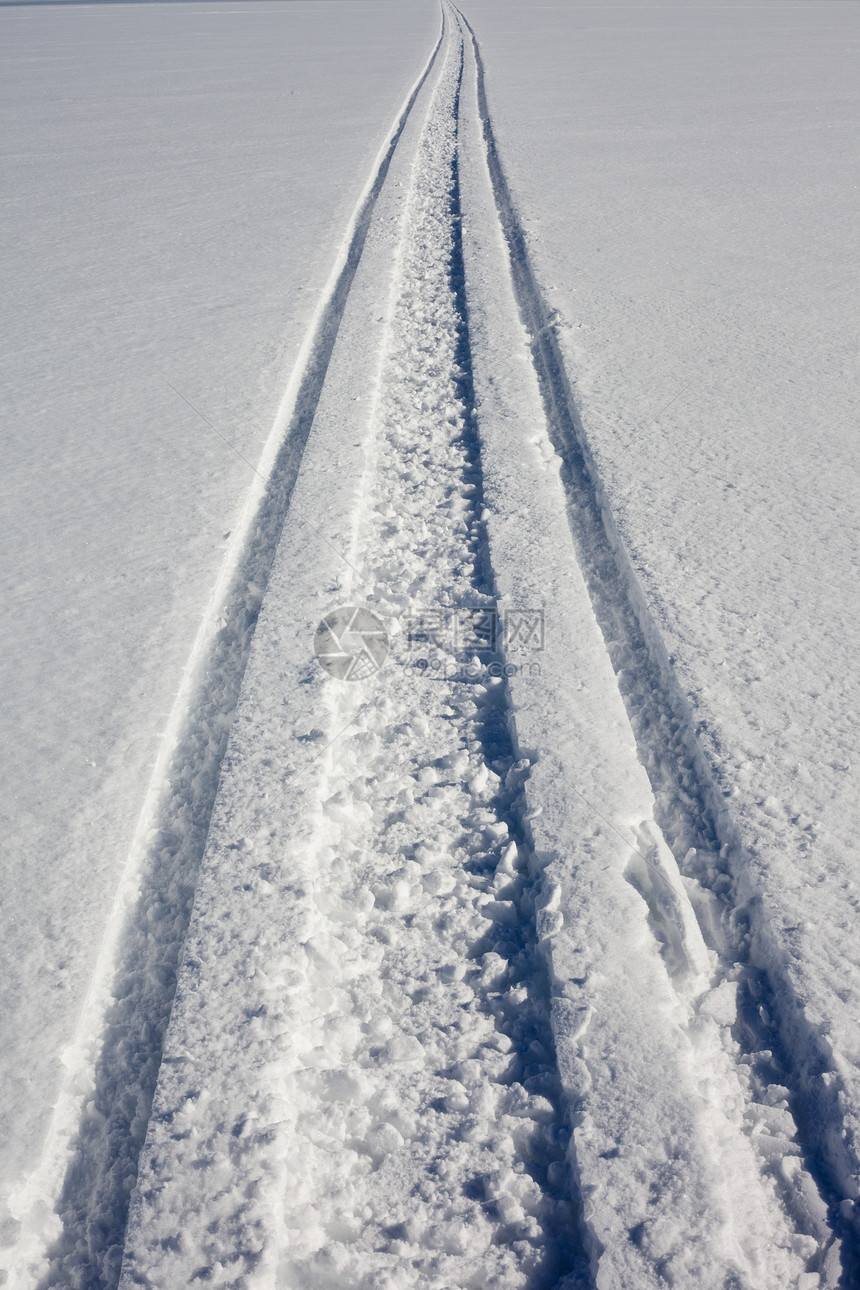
439;40;590;1282
35;20;446;1290
455;6;856;1283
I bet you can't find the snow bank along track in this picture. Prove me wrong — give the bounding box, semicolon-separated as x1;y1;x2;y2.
10;6;856;1289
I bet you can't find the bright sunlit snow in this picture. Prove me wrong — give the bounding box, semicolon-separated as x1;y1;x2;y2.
0;0;439;1267
1;1;857;1288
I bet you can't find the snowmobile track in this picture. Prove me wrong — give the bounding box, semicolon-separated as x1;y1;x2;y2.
121;22;591;1288
12;5;855;1289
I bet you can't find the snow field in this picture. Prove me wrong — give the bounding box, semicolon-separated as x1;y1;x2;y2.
1;9;444;1290
7;1;853;1285
116;6;844;1286
456;12;838;1284
0;0;442;1277
459;1;860;1268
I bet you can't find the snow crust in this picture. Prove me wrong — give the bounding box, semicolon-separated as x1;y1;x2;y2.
3;0;857;1286
117;9;843;1286
461;0;860;1261
0;0;438;1271
121;48;586;1286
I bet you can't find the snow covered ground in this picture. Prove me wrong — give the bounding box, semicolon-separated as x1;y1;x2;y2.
464;0;860;1272
2;0;858;1287
0;0;438;1275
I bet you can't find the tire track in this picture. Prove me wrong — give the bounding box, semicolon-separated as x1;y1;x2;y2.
267;28;589;1289
8;23;446;1290
115;14;593;1288
455;5;849;1283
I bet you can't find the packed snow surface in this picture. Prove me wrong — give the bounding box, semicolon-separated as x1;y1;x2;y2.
462;0;860;1272
1;0;858;1287
0;0;438;1267
464;0;860;1109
